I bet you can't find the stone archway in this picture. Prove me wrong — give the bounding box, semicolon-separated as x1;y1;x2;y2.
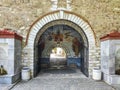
24;10;96;77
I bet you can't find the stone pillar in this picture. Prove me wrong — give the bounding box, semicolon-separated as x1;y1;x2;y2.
100;31;120;85
0;29;23;84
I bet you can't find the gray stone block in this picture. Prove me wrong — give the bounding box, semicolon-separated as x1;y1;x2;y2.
0;73;20;84
103;73;120;85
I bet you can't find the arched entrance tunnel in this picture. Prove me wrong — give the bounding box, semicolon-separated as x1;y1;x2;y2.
26;10;96;78
34;20;89;77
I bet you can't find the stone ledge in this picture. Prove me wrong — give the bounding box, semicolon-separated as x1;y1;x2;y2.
0;29;23;41
103;73;120;85
0;73;20;84
100;31;120;41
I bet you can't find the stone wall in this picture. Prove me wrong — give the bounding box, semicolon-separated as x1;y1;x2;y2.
0;0;119;42
0;0;119;77
15;39;22;74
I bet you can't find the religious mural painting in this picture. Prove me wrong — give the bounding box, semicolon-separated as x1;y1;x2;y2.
38;24;83;69
39;24;82;58
72;37;81;57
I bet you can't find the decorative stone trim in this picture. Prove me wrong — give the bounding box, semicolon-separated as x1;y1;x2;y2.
100;31;120;41
26;10;96;46
0;29;23;41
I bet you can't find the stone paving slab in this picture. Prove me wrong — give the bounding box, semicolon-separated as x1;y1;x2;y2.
0;83;15;90
10;78;115;90
10;69;115;90
113;85;120;90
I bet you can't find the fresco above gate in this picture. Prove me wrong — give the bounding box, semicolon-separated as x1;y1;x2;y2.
38;24;83;58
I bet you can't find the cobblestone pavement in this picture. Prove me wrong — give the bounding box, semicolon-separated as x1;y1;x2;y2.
10;68;115;90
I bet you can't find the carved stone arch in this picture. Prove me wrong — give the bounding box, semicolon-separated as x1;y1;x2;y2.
34;20;88;47
27;10;96;46
25;10;97;77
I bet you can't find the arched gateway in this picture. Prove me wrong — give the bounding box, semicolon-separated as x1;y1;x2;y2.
24;10;96;77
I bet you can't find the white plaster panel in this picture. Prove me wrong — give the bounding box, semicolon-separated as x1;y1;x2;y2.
101;40;120;75
101;40;110;74
8;49;14;60
0;43;8;60
108;40;120;72
7;39;14;46
7;60;14;75
0;38;6;43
